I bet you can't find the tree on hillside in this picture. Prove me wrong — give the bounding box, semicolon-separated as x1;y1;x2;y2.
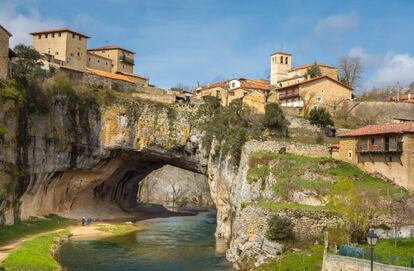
263;103;288;135
387;195;414;247
338;56;363;89
306;62;322;78
308;107;334;128
13;44;43;87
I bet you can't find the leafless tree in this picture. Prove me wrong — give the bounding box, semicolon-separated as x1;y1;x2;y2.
388;196;414;247
338;56;363;89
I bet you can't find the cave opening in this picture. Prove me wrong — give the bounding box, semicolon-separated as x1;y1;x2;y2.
19;150;210;221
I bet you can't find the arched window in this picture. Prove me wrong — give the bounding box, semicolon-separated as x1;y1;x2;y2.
280;56;284;63
285;57;288;64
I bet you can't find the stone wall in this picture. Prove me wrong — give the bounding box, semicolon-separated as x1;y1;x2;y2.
244;140;330;158
0;27;10;79
322;253;414;271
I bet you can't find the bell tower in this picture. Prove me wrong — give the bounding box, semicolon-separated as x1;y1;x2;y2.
270;51;292;85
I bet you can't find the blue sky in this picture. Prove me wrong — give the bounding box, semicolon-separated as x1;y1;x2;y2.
1;0;414;91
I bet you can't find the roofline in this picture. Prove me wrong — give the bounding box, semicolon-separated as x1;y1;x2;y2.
337;131;413;138
30;28;90;38
289;63;337;72
116;71;148;80
271;51;292;56
276;76;353;91
88;46;135;54
0;25;12;37
87;52;113;61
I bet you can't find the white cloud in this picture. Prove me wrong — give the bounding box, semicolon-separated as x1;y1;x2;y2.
348;47;414;88
314;11;359;33
0;1;65;47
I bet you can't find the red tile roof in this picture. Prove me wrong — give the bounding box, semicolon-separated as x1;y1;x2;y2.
30;28;90;38
88;45;135;54
276;75;353;91
389;93;414;102
338;122;414;137
86;68;134;83
116;70;148;80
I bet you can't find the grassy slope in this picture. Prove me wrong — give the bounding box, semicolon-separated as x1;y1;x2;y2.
1;230;69;271
257;245;324;271
367;238;414;267
95;223;137;236
0;215;76;246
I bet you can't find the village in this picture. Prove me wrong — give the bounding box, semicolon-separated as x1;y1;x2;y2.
1;20;414;271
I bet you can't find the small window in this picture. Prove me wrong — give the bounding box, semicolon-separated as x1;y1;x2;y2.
232;82;236;88
52;33;55;38
321;89;324;93
79;36;82;41
313;105;318;110
348;151;352;159
97;60;100;63
280;56;284;63
285;57;288;64
38;35;41;39
317;97;322;102
105;62;108;65
72;33;75;38
55;52;59;55
88;57;91;62
58;32;61;37
70;53;74;57
45;34;48;39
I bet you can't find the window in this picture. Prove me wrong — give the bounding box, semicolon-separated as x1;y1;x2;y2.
52;33;55;38
38;35;41;39
232;82;236;88
285;57;288;64
79;36;82;41
45;34;48;39
70;53;74;57
72;33;75;38
77;52;80;57
317;97;322;102
58;33;61;37
313;105;318;110
280;56;284;63
348;151;353;159
321;89;324;93
97;60;100;63
88;57;91;62
55;52;59;55
105;62;108;65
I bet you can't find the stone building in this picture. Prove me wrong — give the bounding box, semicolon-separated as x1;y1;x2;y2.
0;25;12;79
31;28;90;71
336;122;414;192
87;45;148;85
269;51;352;110
194;78;269;113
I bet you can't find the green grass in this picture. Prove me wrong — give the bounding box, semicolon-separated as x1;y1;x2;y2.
256;244;324;271
0;215;76;246
363;238;414;267
248;151;407;198
95;223;137;236
1;230;69;271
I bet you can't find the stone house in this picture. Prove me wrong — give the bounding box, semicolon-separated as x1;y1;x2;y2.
30;28;148;87
269;51;352;110
336;122;414;192
0;25;13;79
194;78;269;113
31;28;90;71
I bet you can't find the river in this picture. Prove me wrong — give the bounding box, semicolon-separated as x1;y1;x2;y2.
57;211;232;271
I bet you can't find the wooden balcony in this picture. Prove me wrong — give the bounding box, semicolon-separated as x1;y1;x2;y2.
279;89;299;100
356;141;403;153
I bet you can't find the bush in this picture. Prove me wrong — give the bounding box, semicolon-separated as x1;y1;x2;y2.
263;103;288;135
308;107;334;128
306;62;322;78
338;244;364;258
266;215;293;241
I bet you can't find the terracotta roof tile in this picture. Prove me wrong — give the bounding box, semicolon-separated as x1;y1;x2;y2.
289;62;336;72
88;45;135;54
86;68;134;83
276;76;353;91
338;122;414;137
30;28;90;38
116;71;147;80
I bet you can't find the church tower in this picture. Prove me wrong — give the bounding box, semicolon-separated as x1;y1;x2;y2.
270;51;292;85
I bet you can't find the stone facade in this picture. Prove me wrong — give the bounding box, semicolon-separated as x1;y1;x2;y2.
31;29;89;71
0;25;11;79
87;52;112;72
337;134;414;192
322;253;414;271
242;91;266;113
87;46;134;73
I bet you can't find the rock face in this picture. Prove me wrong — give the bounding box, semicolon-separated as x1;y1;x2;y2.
0;93;209;223
138;164;212;208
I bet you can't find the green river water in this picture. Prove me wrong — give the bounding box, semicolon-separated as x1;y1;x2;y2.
57;212;232;271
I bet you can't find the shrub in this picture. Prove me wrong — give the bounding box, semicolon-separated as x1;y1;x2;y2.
266;215;293;241
306;62;322;78
263;103;288;135
308;107;334;128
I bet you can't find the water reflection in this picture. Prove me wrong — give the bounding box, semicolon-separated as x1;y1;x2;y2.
58;212;231;271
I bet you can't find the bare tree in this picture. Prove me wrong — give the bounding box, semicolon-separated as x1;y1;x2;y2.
388;196;414;247
338;56;363;89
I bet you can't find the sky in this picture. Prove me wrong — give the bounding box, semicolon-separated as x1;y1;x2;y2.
1;0;414;92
